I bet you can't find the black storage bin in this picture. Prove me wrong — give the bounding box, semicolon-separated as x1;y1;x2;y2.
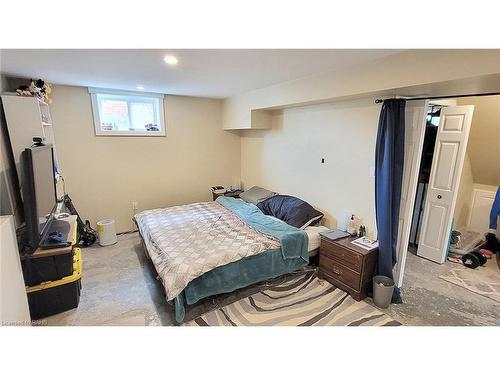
28;279;81;320
26;248;82;320
22;250;74;286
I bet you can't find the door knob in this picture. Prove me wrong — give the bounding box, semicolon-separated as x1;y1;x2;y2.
437;195;442;199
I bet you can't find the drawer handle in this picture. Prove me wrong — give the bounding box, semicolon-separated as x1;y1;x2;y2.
332;266;343;276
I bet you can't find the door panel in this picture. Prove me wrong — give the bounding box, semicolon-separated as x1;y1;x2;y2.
420;203;447;249
394;100;428;287
417;105;474;263
431;141;460;190
442;114;466;131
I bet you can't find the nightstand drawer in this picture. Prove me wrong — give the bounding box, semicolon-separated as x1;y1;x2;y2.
320;238;362;271
319;254;361;290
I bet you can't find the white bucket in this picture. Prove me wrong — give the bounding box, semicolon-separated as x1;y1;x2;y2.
96;219;117;246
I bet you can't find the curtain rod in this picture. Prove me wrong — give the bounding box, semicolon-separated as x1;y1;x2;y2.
375;91;500;104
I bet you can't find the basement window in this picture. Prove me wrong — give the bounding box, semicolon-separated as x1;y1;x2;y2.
89;88;165;136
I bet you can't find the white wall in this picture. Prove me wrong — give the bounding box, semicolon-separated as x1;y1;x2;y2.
458;95;500;186
50;85;241;232
454;152;474;229
1;77;31;226
0;79;31;326
0;216;31;325
0;74;17;218
241;99;380;236
453;95;500;229
224;50;500;129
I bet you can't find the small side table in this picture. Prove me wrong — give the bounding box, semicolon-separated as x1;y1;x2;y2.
318;236;378;301
212;189;244;201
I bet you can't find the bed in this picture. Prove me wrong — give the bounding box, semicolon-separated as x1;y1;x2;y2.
135;196;323;322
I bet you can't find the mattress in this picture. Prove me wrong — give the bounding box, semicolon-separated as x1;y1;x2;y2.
304;225;329;253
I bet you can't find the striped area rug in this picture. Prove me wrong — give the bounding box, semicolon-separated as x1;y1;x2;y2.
184;271;400;326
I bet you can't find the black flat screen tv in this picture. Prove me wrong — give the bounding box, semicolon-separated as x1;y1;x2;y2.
20;145;58;252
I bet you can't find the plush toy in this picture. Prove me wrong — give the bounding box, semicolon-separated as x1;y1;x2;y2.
29;80;42;97
15;85;32;96
15;79;52;104
44;83;53;105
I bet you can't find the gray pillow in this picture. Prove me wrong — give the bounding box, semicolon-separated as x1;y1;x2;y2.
239;186;277;205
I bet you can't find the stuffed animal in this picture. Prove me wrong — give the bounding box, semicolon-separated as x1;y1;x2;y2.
15;85;32;96
29;80;42;98
15;79;52;104
44;83;53;104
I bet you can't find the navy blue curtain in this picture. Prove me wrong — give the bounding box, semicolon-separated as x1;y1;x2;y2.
375;99;405;303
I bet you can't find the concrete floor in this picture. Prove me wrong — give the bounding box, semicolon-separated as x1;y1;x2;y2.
366;249;500;326
44;233;500;326
44;232;171;325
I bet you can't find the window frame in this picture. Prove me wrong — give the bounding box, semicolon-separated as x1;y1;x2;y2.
89;87;166;137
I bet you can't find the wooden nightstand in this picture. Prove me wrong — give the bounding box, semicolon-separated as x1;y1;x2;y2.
212;189;244;201
318;236;378;301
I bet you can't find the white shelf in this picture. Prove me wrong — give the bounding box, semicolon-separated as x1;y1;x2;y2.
1;94;58;179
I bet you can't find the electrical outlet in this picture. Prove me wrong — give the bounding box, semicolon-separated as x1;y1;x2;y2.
132;201;139;210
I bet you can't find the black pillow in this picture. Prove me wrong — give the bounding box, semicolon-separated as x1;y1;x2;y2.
257;195;324;229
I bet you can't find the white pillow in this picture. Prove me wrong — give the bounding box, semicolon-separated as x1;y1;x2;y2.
300;215;324;230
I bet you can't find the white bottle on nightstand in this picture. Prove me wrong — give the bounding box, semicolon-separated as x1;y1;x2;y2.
347;214;358;236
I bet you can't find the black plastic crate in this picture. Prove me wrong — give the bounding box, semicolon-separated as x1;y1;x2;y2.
26;248;82;320
22;250;74;287
28;279;81;320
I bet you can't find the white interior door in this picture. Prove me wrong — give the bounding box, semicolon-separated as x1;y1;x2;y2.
394;100;428;288
417;105;474;263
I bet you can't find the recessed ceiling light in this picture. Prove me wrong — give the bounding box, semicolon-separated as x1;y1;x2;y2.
163;55;178;65
136;85;145;90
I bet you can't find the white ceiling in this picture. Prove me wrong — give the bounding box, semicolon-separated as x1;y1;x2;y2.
0;49;401;98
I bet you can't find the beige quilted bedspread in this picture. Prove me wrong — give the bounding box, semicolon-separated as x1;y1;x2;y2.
134;201;280;300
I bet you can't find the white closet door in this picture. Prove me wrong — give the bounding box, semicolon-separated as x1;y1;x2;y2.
417;105;474;263
394;100;428;288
